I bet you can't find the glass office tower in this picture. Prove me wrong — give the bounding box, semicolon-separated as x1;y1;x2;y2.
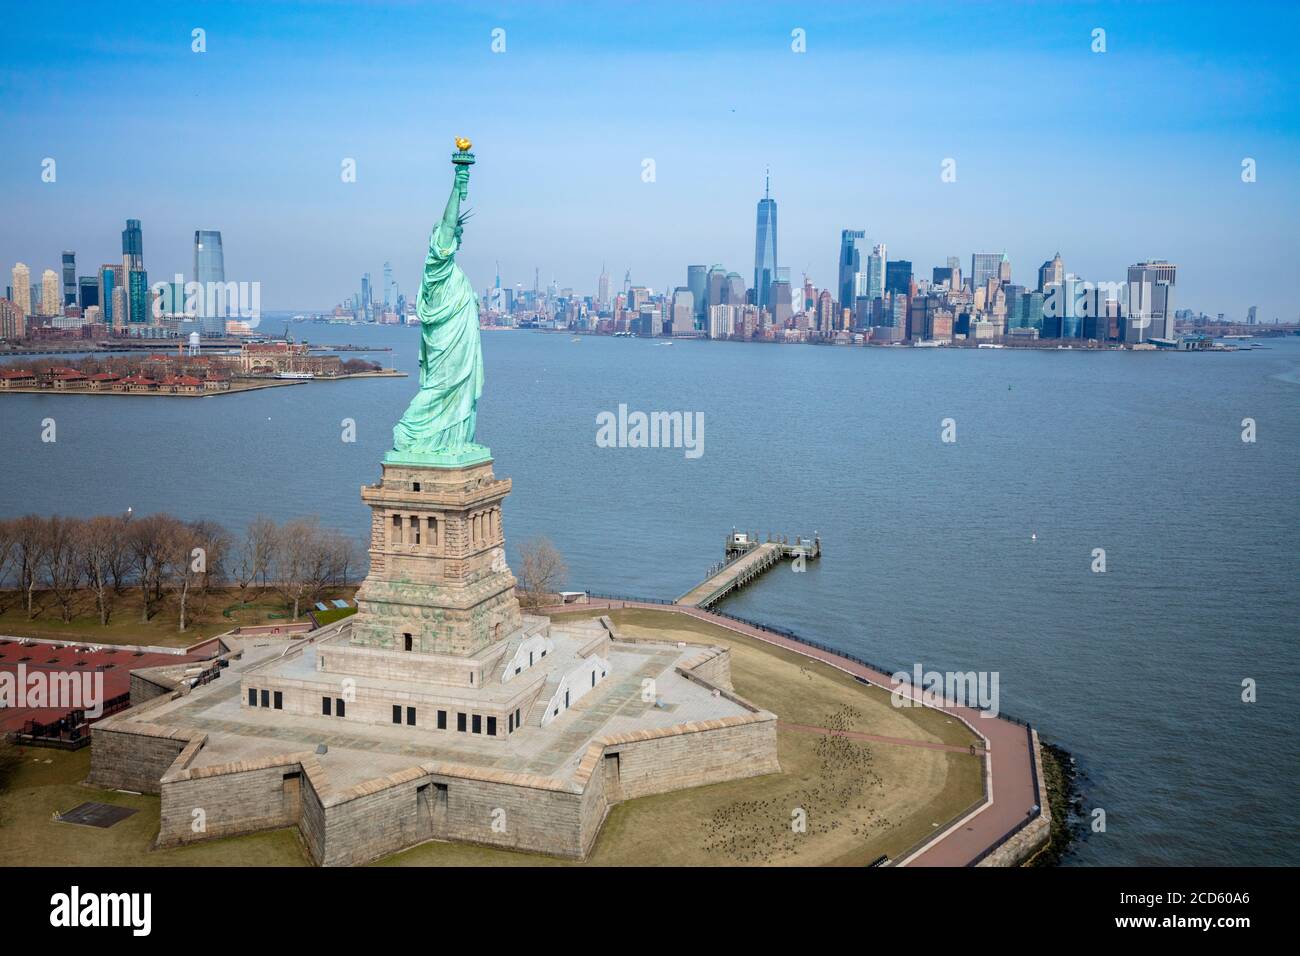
753;171;778;311
194;230;227;335
837;230;867;312
61;252;76;306
122;219;143;269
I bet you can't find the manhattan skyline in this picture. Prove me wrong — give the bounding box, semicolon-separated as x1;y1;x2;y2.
2;0;1298;320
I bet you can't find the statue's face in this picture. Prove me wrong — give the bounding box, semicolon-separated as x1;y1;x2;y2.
454;225;464;244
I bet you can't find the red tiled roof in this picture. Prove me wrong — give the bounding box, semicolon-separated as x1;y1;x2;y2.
0;370;36;379
88;372;120;381
120;375;156;385
0;642;215;733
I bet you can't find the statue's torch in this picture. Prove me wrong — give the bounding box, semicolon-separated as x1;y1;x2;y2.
452;137;475;201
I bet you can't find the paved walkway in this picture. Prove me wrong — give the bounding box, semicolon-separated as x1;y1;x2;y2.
544;599;1041;867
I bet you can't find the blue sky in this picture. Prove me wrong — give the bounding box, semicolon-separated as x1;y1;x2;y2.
2;0;1298;319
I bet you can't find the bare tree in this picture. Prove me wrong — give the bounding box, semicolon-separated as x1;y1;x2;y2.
188;518;230;621
42;516;84;623
13;514;50;619
232;515;277;605
0;518;15;614
272;517;316;620
329;530;364;587
515;537;567;609
80;515;124;626
104;514;133;595
128;513;176;622
168;521;206;633
273;519;354;620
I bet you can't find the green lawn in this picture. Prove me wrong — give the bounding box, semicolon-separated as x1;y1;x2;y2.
0;747;309;866
312;605;358;626
0;587;357;647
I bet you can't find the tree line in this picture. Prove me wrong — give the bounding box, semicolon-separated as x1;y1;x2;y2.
0;513;363;631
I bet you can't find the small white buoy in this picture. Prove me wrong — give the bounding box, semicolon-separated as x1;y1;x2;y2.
1030;531;1037;541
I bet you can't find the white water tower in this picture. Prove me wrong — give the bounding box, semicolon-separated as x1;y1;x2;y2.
188;331;201;355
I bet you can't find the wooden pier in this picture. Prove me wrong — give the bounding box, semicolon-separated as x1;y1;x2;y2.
675;531;821;608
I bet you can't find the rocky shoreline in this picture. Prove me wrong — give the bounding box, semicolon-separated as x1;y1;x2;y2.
1029;739;1082;866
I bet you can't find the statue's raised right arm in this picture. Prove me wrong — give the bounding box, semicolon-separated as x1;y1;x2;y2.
429;165;470;261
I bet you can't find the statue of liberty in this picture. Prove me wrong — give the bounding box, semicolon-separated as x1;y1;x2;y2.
387;139;490;466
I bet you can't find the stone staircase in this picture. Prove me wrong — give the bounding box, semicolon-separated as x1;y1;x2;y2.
527;675;562;726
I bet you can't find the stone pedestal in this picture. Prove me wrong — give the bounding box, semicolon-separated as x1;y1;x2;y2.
351;458;522;657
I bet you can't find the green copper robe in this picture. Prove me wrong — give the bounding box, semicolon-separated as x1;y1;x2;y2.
390;173;487;464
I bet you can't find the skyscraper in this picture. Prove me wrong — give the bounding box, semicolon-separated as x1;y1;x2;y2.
838;230;868;313
932;265;959;289
816;290;835;335
194;230;227;335
753;170;778;311
707;303;735;340
98;264;122;326
724;272;745;306
78;276;99;311
686;265;707;323
0;298;25;339
10;263;30;316
383;261;393;310
971;253;1002;293
1126;260;1177;341
670;287;695;336
885;260;913;296
41;269;60;316
597;264;610;311
770;274;793;326
1037;252;1064;292
61;252;76;306
706;264;727;321
866;245;886;300
122;219;143;270
128;268;149;325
